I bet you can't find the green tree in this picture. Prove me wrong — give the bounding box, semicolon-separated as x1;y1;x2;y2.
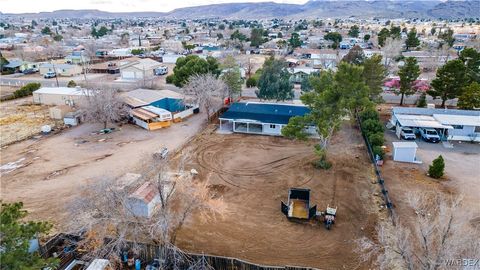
438;28;455;48
257;57;293;101
246;77;257;87
218;24;225;30
230;29;246;41
459;47;480;84
363;34;371;42
91;27;98;38
131;48;145;55
41;26;52;35
428;59;466;107
377;28;390;47
217;33;223;40
221;56;242;98
397;57;420;106
348;25;360;38
0;202;58;269
458;82;480;110
362;54;387;101
289;32;302;48
250;28;265;47
417;92;427;107
0;53;9;70
389;26;401;39
169;55;220;87
324;32;342;48
428;155;445;179
97;26;109;37
430;27;436;35
405;28;420;50
13;83;41;98
334;62;372;116
31;20;37;28
341;45;365;65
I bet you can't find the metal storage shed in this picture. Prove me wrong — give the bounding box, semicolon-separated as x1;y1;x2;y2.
392;142;420;163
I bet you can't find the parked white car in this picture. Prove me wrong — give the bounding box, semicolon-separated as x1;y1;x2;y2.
400;127;416;140
419;128;440;143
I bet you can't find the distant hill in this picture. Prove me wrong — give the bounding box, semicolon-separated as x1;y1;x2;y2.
2;0;479;19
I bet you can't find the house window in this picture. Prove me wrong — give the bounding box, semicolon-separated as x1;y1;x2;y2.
475;126;480;133
452;125;463;129
270;124;276;129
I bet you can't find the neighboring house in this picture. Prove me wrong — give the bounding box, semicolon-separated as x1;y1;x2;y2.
124;89;199;130
119;58;162;80
32;87;90;106
2;60;28;73
219;102;316;136
126;182;160;218
65;51;90;65
161;54;184;64
39;63;82;77
389;107;480;142
289;67;318;83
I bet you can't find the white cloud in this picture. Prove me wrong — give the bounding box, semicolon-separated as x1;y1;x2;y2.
0;0;309;13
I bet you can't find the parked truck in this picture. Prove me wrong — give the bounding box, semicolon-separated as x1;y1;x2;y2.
281;188;317;220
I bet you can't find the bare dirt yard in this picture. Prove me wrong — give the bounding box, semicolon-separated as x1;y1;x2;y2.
0;97;57;146
0;113;206;223
172;123;383;269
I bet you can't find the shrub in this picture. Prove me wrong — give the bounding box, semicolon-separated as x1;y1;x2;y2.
67;80;76;88
13;82;41;98
362;118;384;135
417;92;427;107
359;107;379;122
246;77;257;87
313;158;332;170
165;74;174;84
368;132;385;147
428;155;445;179
372;145;384;159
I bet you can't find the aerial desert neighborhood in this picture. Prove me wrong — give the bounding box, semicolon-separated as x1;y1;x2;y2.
0;0;480;269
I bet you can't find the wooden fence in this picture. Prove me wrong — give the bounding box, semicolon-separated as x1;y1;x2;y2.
42;234;320;270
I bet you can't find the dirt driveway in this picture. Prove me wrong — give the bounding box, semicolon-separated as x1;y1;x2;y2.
0;114;206;223
172;123;381;269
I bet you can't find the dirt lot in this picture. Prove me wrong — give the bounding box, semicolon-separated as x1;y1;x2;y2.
172;123;382;269
0;97;57;146
0;113;206;223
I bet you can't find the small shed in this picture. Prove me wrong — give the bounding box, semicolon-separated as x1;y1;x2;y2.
392;142;420;163
126;182;160;217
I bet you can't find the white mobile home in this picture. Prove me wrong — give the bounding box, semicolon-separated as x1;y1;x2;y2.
390;107;480;142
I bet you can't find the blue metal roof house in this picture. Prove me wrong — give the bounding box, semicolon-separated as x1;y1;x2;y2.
219;102;316;136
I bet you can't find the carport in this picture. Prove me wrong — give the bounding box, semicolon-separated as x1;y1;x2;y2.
393;114;453;140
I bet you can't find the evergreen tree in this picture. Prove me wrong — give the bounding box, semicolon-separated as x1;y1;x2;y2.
289;32;302;48
458;82;480;110
438;28;455;48
221;56;242;98
428;155;445;179
362;54;387;101
0;202;58;269
397;57;420;106
250;28;265;47
459;47;480;84
257;57;293;101
405;28;420;50
169;55;220;87
377;28;390;47
41;26;52;35
428;59;466;107
348;25;360;38
324;32;342;49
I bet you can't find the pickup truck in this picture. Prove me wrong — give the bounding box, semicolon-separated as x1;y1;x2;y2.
281;188;317;220
400;127;416;140
420;128;440;143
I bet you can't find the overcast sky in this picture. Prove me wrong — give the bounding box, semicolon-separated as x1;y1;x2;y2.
0;0;309;13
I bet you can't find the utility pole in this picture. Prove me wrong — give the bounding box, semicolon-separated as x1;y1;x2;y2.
51;60;60;87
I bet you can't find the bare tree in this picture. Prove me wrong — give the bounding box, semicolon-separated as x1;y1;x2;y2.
82;88;127;129
357;192;480;270
66;152;225;268
183;74;227;122
382;37;403;70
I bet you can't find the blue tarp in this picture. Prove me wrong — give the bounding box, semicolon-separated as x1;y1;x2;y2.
150;98;185;113
220;102;310;125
